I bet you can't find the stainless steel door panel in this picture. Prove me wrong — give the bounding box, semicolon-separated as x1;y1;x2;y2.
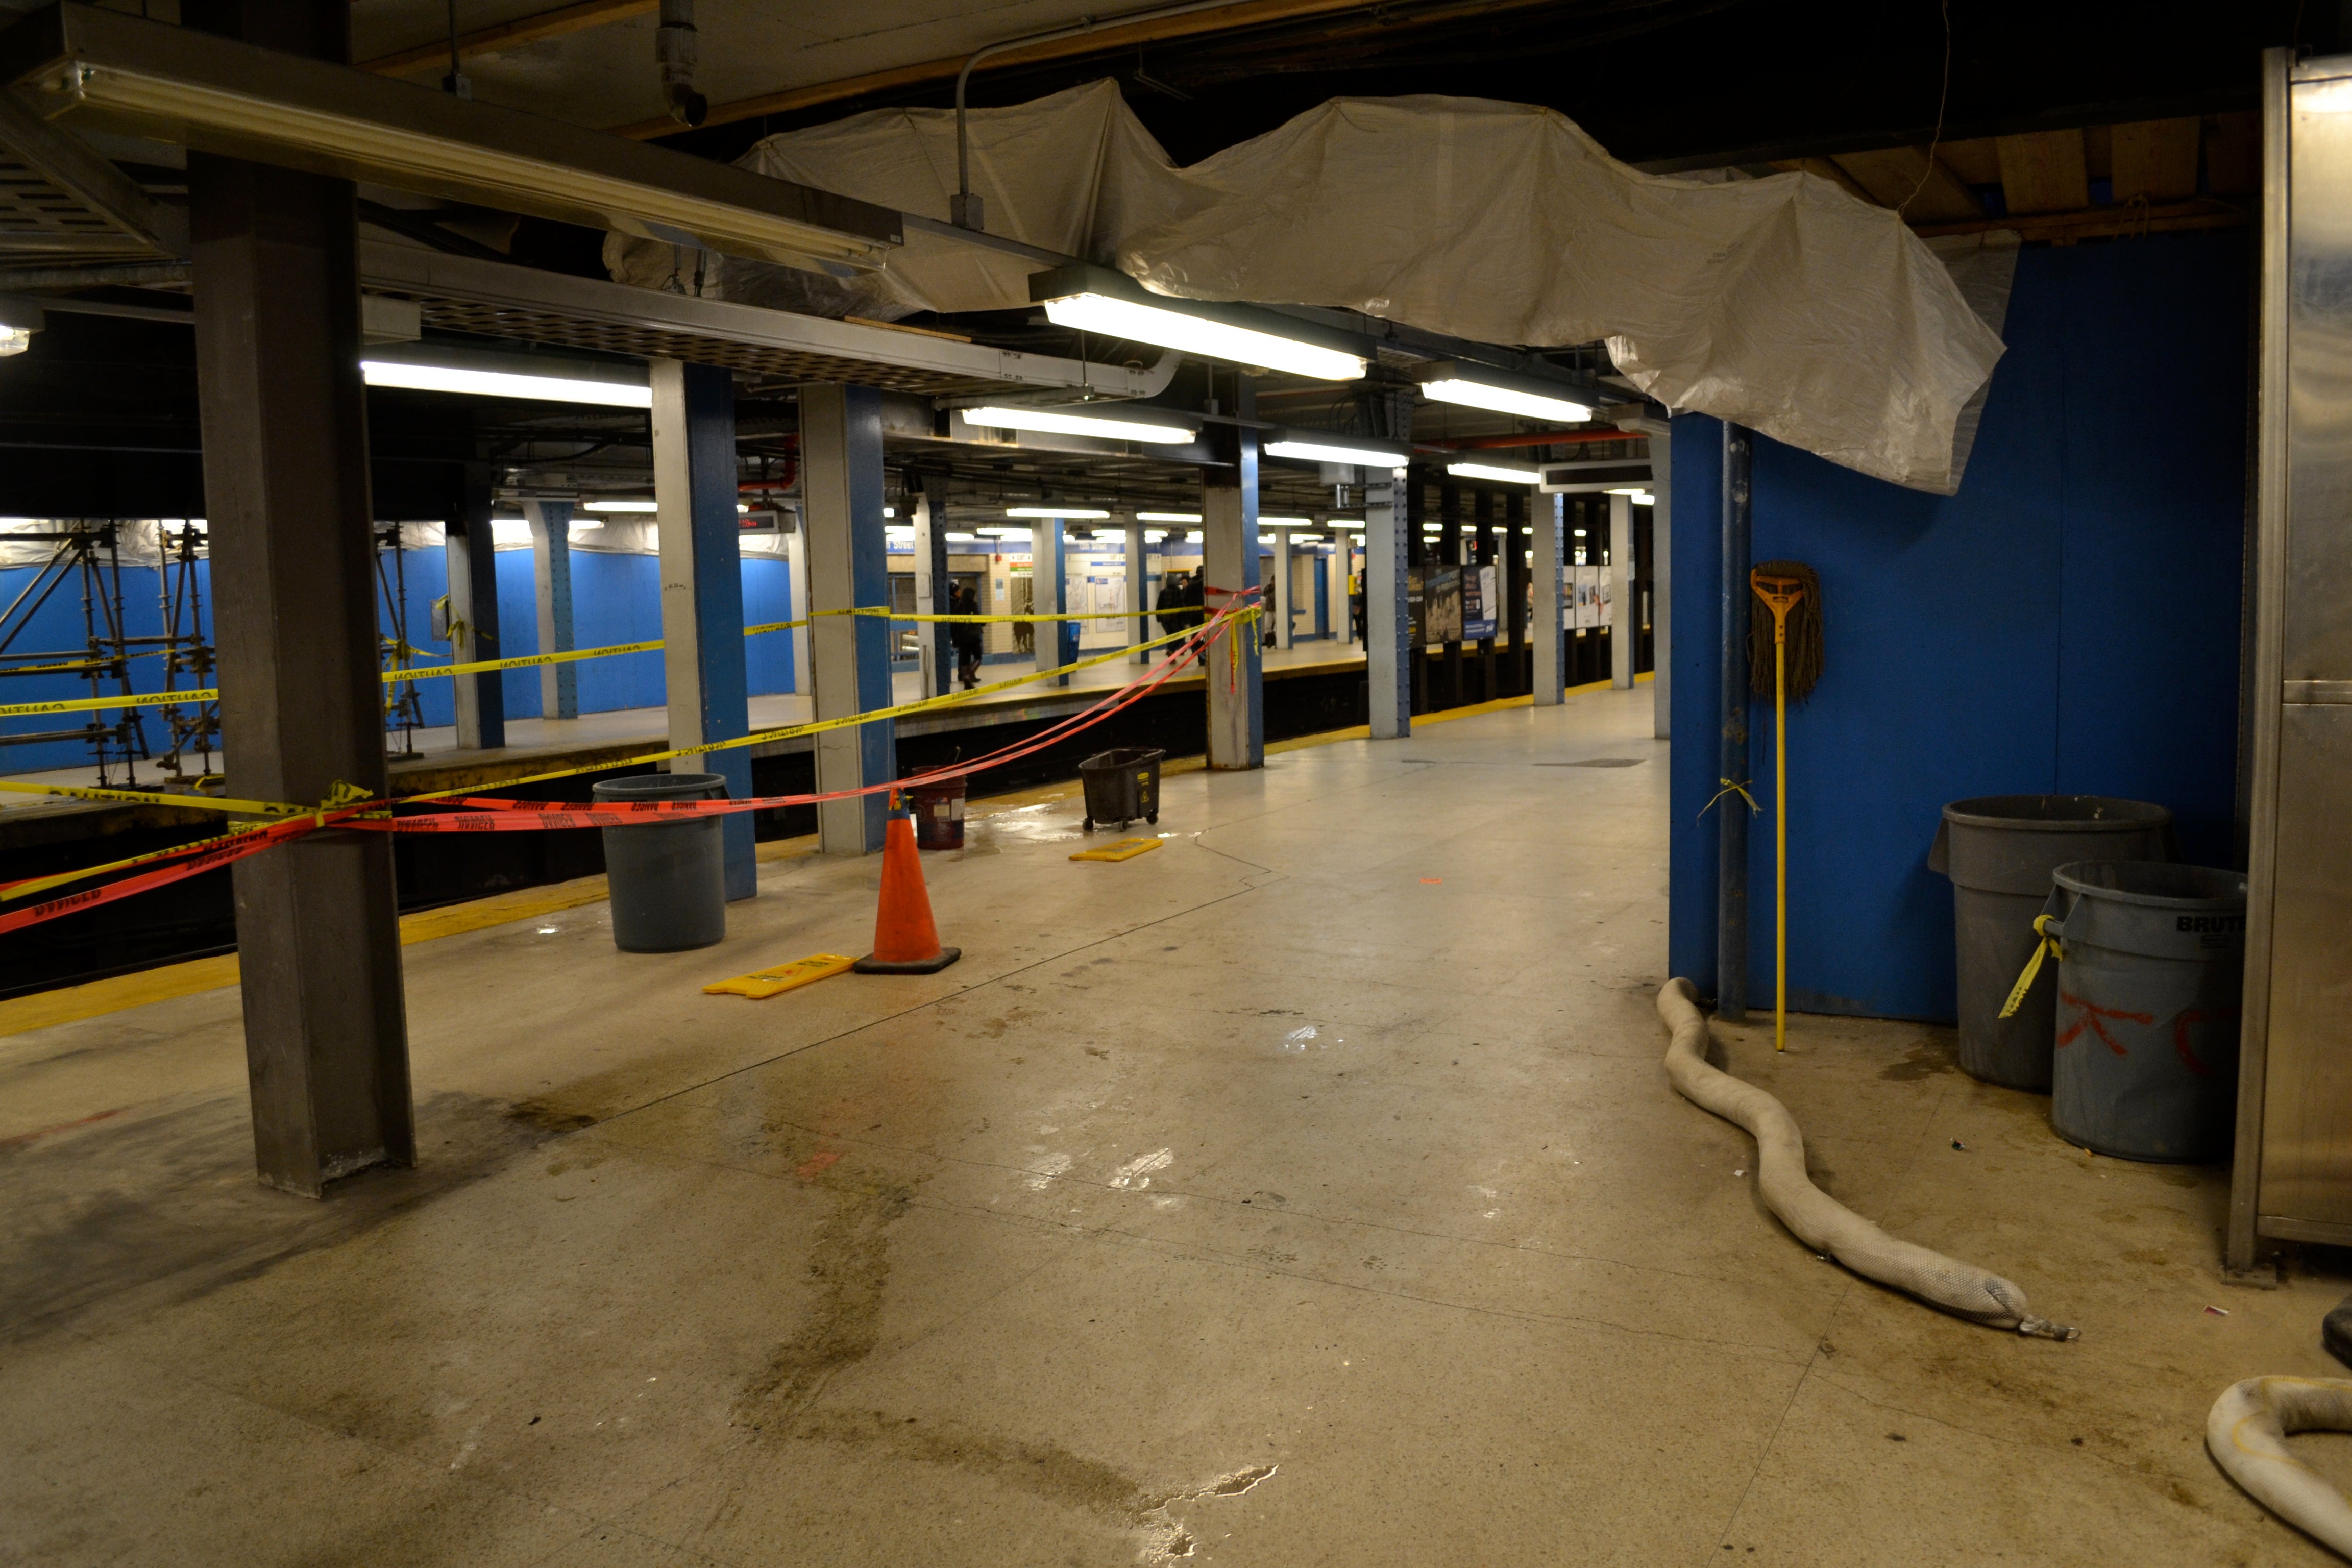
2256;701;2352;1229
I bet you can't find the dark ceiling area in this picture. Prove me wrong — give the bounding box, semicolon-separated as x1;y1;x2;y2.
665;0;2323;172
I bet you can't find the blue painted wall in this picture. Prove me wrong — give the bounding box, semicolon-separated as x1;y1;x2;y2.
1669;233;2249;1022
2;548;796;772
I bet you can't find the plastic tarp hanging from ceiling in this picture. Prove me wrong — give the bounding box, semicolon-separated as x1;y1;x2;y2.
608;80;2007;494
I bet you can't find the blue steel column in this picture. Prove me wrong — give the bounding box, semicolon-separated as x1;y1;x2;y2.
1033;514;1069;685
803;383;893;854
525;497;577;720
1717;422;1753;1021
444;466;502;751
652;360;753;900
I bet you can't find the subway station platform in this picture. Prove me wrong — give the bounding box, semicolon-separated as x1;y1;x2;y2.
0;684;2334;1566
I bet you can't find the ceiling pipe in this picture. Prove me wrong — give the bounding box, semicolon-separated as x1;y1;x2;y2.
1426;428;1635;451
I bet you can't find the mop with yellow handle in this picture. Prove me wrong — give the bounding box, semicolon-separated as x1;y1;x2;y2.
1748;562;1823;1051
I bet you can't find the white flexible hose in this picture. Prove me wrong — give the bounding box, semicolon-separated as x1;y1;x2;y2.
1657;977;2078;1339
2208;1377;2352;1558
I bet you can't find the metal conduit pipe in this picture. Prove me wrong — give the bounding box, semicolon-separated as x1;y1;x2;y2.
952;0;1269;232
1716;420;1752;1019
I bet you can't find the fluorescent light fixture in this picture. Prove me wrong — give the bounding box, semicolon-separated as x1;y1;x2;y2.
945;531;978;541
1413;360;1600;424
1041;295;1363;380
585;499;658;512
1573;528;1588;537
1136;510;1202;523
0;324;33;357
1605;486;1657;505
1263;436;1411;468
962;404;1197;444
1446;460;1543;485
1259;515;1313;527
1419;377;1591;423
568;518;605;531
11;3;903;274
1005;505;1110;519
1327;517;1364;526
361;358;653;407
1031;264;1368;381
883;506;896;518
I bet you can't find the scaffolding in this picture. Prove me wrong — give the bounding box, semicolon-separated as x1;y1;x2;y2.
374;523;425;758
0;520;219;788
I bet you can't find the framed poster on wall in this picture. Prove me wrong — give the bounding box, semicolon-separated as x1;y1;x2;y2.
1462;562;1497;642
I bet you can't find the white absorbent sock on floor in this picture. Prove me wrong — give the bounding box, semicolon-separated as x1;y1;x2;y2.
1656;977;2078;1340
2209;1377;2352;1559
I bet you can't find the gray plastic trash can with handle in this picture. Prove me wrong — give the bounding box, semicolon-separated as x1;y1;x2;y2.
1928;795;2172;1091
2039;861;2245;1162
592;772;729;952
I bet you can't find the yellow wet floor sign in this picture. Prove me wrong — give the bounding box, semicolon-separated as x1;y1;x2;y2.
704;953;856;999
1070;837;1161;863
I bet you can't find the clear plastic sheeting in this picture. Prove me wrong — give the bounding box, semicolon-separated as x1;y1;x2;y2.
608;81;2008;494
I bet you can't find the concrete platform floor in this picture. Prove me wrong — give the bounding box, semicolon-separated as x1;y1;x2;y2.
4;687;2349;1566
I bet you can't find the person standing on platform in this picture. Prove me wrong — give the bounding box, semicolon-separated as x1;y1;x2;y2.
950;581;983;689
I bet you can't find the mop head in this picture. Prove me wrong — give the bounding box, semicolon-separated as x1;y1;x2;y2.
1747;559;1823;704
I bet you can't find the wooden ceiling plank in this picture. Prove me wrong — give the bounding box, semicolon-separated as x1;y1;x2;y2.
1830;147;1980;223
1936;137;2001;185
1995;129;2090;214
362;0;658;77
2111;117;2201;202
1771;156;1878;205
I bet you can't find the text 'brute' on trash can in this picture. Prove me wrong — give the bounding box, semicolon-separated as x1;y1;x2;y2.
1079;747;1164;832
2036;861;2246;1162
593;772;730;952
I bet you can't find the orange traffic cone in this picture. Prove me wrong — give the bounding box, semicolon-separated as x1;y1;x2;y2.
852;803;962;974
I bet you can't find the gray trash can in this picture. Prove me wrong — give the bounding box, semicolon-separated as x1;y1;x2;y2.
2041;861;2245;1162
1929;795;2172;1090
592;771;729;952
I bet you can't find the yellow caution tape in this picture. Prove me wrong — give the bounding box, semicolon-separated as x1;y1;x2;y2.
1698;777;1761;820
0;686;217;718
1997;914;2065;1020
0;606;1259;821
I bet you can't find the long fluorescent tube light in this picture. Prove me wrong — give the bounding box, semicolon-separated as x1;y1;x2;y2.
1446;460;1542;484
585;499;658;512
1605;486;1657;505
1262;436;1410;469
1005;505;1110;519
1419;377;1592;423
963;404;1196;444
361;358;652;407
6;3;902;273
1136;510;1202;523
1259;514;1313;526
1031;263;1369;381
568;518;605;531
1413;360;1603;424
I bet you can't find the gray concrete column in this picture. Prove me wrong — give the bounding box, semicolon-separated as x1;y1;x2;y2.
1365;472;1410;739
524;498;577;720
1532;492;1567;706
443;468;502;751
652;358;754;900
1271;526;1294;650
1203;384;1263;769
802;383;893;854
1125;518;1150;663
784;520;810;695
1610;491;1636;691
187;4;410;1197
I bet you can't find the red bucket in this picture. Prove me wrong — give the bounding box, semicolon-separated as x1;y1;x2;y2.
905;768;967;850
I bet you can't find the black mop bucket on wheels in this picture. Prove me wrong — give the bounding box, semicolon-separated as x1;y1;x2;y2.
2036;861;2246;1162
1929;795;2172;1090
1078;747;1163;832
